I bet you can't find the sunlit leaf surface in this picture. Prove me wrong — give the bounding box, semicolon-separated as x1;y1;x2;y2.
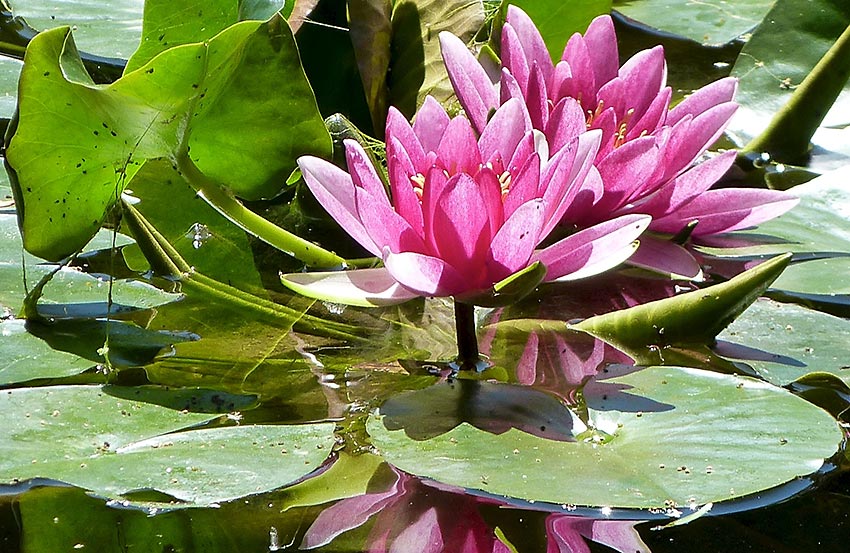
368;366;842;509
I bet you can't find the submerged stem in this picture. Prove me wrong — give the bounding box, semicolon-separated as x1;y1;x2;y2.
454;300;481;370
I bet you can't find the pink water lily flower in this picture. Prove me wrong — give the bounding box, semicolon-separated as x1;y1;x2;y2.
283;97;650;306
440;6;797;278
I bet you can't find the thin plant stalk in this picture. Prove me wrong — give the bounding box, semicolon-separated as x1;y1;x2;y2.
454;300;481;370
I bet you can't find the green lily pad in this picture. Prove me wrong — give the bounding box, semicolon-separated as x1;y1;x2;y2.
615;0;774;45
6;11;329;261
717;298;850;386
0;385;335;506
368;366;842;509
0;319;94;385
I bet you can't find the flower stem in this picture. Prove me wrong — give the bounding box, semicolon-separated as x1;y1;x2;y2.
173;152;346;269
454;300;480;370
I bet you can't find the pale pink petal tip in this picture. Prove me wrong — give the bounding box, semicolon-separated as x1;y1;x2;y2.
281;268;419;307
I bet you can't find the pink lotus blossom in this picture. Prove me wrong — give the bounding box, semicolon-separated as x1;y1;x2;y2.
284;97;649;306
440;6;797;278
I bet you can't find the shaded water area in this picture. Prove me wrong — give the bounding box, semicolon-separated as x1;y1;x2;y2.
1;0;850;551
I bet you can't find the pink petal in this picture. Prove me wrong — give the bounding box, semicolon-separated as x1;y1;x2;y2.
384;250;467;296
477;166;506;236
535;214;651;281
478;98;529;165
355;186;426;254
506;5;554;88
413;96;451;154
526;62;550;130
588;520;651;553
500;68;527;109
655;189;799;236
660;102;738;181
281;268;420;307
626;86;671;140
595;135;663;213
437;116;482;175
387;148;425;235
421;167;451;255
386;106;425;168
503;152;541;219
440;31;499;134
627;150;736;218
487;199;545;280
559;34;597;112
501;23;530;95
298;156;381;256
669;76;737;126
389;508;443;553
345;139;389;202
546;97;586;153
582;15;619;84
625;236;703;280
431;173;491;278
560;165;604;225
540;130;602;237
613;46;667;122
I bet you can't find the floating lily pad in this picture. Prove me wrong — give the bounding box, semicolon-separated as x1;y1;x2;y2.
0;386;335;506
0;319;94;385
717;298;850;386
368;366;842;509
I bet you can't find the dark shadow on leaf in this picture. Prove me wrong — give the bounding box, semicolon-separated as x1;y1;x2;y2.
103;385;258;414
713;339;806;367
379;379;576;442
583;364;675;413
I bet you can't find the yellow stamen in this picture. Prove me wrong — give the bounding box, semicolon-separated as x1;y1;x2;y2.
586;99;605;128
410;173;425;201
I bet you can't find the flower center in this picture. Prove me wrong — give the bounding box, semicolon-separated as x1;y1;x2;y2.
498;170;512;198
613;108;636;148
585;99;605;128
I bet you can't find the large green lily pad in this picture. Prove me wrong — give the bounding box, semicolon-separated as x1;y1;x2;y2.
0;385;335;506
368;366;842;509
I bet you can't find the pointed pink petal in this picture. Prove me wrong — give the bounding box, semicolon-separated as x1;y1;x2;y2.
535;214;651;281
627;150;736;218
477;167;506;237
500;68;528;111
384;250;467;296
550;60;572;107
503;152;541;219
526;62;550;130
386;106;425;167
546;97;586;153
437;116;482;175
614;46;667;121
627;87;671;140
501;23;530;95
540;130;601;237
669;77;737;125
355;186;426;254
547;516;592;553
660;102;738;181
507;131;537;175
344;139;389;202
431;173;490;277
478;98;529;165
413;96;451;153
595;135;662;213
440;31;499;134
487;199;545;280
506;5;554;87
388;147;425;235
281;268;420;307
583;15;619;83
559;34;597;111
654;189;799;236
421;167;451;255
298;156;381;256
626;236;703;280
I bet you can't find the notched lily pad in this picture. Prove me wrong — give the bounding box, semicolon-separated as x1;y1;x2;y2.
367;366;842;509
